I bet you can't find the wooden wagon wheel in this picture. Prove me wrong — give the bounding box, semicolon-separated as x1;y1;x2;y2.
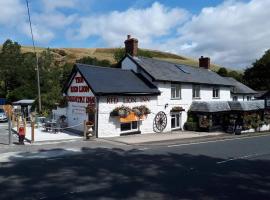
153;111;167;133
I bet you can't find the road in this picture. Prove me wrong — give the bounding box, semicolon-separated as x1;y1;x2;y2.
1;134;270;199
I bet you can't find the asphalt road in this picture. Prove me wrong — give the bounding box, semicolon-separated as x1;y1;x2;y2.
1;134;270;200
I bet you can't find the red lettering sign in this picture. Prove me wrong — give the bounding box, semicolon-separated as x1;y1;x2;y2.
75;76;84;83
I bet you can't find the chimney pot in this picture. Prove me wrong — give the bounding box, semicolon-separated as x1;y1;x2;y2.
199;56;210;69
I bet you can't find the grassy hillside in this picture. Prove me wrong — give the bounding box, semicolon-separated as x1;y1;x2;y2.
20;46;221;71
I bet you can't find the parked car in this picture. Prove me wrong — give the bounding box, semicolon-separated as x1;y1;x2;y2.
0;108;7;122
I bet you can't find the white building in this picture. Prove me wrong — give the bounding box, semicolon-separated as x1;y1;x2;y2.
63;35;263;137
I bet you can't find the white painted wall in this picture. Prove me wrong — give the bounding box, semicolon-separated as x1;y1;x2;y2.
121;57;138;72
66;72;95;131
98;96;159;137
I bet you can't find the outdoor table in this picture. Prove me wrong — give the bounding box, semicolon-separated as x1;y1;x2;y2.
44;121;58;133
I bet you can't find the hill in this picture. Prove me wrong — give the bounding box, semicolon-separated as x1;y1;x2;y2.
20;46;221;71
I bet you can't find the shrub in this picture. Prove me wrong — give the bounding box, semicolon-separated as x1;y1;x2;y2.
184;121;198;131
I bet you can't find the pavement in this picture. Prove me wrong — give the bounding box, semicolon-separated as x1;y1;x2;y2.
104;131;224;145
1;133;270;199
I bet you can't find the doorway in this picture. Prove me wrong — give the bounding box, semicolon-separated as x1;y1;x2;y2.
171;112;182;130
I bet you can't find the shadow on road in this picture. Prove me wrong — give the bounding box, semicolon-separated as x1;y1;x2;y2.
0;147;270;199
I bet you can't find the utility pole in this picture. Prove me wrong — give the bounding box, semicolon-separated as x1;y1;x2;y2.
26;0;41;112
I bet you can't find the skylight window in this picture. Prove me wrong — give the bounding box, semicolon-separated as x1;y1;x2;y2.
175;65;190;74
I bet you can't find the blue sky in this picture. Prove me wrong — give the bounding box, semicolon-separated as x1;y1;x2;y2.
0;0;269;69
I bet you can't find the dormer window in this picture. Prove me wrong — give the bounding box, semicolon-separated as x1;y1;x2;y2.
171;84;181;99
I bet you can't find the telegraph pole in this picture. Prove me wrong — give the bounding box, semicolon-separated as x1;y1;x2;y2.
26;0;42;112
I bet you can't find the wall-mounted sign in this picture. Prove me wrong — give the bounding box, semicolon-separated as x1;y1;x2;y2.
107;96;150;104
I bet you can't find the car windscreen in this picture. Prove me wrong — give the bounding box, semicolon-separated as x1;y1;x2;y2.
0;109;4;113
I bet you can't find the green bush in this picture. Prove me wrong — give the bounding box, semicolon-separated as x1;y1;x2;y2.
184;121;198;131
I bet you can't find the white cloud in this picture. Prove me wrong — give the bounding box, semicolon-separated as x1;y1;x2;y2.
42;0;78;11
0;0;25;26
160;0;270;68
69;2;189;47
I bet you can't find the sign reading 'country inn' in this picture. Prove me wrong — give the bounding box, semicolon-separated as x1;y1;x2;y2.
62;35;268;138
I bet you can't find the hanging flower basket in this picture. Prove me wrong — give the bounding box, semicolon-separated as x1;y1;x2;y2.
110;106;131;118
170;106;185;113
132;105;151;118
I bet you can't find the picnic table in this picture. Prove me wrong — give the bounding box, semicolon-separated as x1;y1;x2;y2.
44;121;58;133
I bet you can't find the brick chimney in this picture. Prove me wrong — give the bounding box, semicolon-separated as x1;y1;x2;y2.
199;56;210;69
124;35;138;57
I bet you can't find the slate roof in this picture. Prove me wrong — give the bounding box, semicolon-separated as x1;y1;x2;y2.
254;90;270;99
224;77;257;94
189;100;265;112
130;56;234;86
73;63;160;96
228;100;265;111
189;101;231;113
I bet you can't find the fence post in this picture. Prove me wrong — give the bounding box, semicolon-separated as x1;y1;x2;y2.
83;120;86;140
17;116;20;132
31;121;35;143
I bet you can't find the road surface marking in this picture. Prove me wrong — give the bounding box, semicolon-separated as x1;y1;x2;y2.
216;153;269;164
138;147;149;151
167;134;270;148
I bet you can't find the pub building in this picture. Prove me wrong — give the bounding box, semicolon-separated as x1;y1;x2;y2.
62;35;269;138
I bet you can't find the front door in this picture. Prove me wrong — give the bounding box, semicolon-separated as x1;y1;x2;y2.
171;112;181;130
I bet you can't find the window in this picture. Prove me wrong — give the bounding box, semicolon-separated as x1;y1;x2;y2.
212;87;220;98
247;96;251;101
193;85;200;98
171;84;181;99
233;96;238;101
120;121;138;132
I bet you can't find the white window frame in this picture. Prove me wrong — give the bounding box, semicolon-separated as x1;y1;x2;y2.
193;85;200;99
171;112;181;130
171;84;181;99
120;121;138;133
212;87;220;98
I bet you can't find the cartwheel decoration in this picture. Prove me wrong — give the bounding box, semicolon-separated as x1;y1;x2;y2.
153;111;167;133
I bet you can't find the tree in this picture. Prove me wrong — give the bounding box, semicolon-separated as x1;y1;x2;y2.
217;67;228;77
243;49;270;90
0;39;23;97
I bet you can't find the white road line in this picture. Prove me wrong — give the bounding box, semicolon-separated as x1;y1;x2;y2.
167;134;270;148
216;153;268;164
138;147;150;151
